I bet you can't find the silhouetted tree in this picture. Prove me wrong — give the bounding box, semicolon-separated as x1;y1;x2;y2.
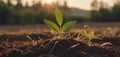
63;0;68;8
0;0;76;25
15;0;23;10
0;0;5;5
25;1;29;8
56;0;60;7
7;0;12;6
91;0;98;11
90;0;99;21
111;0;120;21
99;1;111;21
0;1;13;24
90;0;119;22
32;0;38;10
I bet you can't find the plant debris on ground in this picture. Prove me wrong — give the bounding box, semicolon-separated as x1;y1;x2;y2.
0;29;120;57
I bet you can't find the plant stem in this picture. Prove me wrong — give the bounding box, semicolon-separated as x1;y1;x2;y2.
58;26;63;39
87;40;92;47
59;26;62;34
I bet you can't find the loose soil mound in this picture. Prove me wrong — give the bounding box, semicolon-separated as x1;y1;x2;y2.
0;31;120;57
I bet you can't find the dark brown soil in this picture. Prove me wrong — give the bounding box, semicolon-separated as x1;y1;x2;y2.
0;31;120;57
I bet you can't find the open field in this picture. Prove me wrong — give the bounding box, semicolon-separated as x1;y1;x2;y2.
0;22;120;35
0;22;120;57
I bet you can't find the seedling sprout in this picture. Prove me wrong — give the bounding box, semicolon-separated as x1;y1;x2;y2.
82;25;102;46
43;8;76;54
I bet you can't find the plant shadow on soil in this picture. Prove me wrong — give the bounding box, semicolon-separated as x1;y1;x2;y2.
0;32;120;57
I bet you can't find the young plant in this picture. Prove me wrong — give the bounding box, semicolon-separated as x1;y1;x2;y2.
82;25;102;46
43;8;76;54
43;8;76;40
106;27;119;37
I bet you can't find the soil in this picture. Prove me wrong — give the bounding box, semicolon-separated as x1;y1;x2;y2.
0;23;120;57
0;30;120;57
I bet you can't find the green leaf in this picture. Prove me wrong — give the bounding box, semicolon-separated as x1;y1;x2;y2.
89;31;94;39
81;31;90;40
44;19;59;32
93;36;102;40
89;31;102;40
62;21;76;32
26;35;32;40
55;8;63;26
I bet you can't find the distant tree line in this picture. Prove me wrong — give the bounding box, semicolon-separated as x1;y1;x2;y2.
0;0;78;25
0;0;120;25
90;0;120;22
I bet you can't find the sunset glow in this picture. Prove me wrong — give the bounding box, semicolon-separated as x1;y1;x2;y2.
2;0;114;10
43;0;56;4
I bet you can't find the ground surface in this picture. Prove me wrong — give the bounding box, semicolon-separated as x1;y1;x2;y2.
0;23;120;57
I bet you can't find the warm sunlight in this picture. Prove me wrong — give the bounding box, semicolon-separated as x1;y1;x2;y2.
43;0;55;4
2;0;114;10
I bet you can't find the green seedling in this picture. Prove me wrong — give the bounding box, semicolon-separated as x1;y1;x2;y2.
44;8;76;40
43;8;76;54
106;27;119;37
82;25;102;46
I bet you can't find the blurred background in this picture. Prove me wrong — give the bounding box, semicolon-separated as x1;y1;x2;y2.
0;0;120;25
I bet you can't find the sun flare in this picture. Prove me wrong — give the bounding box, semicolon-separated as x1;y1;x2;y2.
44;0;55;4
